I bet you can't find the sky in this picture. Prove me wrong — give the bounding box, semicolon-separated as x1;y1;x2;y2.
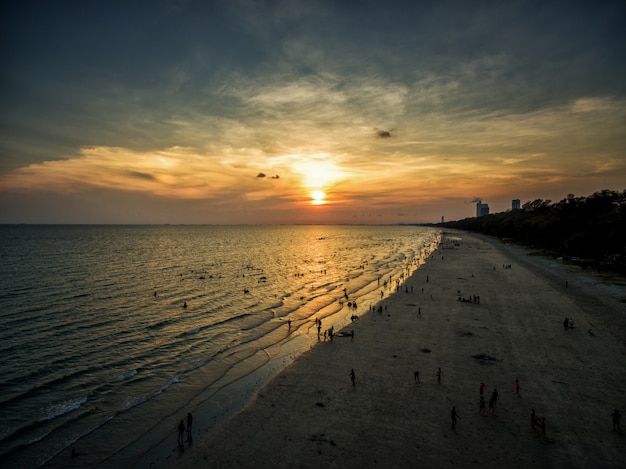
1;0;625;224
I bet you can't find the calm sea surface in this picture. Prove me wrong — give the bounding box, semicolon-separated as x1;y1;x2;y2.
0;225;440;467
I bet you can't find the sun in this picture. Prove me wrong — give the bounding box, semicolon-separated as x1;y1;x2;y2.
278;154;346;206
311;190;326;205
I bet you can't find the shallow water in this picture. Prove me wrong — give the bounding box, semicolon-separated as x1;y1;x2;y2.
0;225;440;467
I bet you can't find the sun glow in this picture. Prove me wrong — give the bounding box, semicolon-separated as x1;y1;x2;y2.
292;156;344;189
287;155;346;207
311;190;326;205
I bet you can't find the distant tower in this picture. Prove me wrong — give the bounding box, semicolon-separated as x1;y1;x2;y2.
441;215;445;223
512;199;521;210
476;202;489;217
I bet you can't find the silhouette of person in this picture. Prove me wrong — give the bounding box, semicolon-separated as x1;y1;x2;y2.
350;368;356;386
479;395;486;415
491;388;498;408
515;379;520;397
479;382;485;395
437;367;442;384
612;409;622;434
177;419;186;446
187;412;193;441
414;371;420;384
451;406;459;429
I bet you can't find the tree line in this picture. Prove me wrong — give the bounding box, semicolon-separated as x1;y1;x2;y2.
437;189;626;273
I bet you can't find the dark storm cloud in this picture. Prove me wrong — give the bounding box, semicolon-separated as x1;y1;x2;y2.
2;0;625;174
0;1;267;170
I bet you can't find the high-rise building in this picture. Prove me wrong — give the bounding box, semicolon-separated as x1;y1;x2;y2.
476;203;489;217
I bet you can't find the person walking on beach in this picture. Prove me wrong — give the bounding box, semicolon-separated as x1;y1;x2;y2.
451;406;459;430
479;395;486;415
479;382;485;395
414;371;420;384
515;379;520;397
612;409;622;434
177;419;186;447
187;412;193;441
436;367;442;384
491;388;499;409
350;368;356;386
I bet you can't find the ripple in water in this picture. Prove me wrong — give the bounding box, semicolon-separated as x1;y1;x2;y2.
0;224;441;467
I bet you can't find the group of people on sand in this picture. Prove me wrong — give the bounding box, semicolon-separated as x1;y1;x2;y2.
177;412;193;448
562;317;575;330
562;316;596;335
449;382;501;431
458;294;480;304
477;382;501;416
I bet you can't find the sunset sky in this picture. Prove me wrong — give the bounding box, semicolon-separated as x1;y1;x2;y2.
1;0;624;224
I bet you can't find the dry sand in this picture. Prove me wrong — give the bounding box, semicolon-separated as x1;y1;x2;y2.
161;230;626;468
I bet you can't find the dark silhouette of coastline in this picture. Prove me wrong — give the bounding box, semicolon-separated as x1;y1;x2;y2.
435;189;626;274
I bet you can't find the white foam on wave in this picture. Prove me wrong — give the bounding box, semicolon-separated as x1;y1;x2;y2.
159;374;180;394
39;396;87;422
114;369;138;382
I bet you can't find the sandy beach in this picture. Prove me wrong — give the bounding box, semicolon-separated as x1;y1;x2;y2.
155;230;625;468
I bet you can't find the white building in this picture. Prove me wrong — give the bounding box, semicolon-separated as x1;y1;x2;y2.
476;203;489;217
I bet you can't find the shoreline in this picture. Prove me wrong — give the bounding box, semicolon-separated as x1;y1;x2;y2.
98;231;441;468
160;230;625;467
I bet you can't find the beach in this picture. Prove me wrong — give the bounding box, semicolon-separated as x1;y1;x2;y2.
156;230;625;468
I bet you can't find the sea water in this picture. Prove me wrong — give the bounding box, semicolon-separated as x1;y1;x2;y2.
0;225;440;467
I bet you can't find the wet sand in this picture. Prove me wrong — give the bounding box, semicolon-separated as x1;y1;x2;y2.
159;230;626;468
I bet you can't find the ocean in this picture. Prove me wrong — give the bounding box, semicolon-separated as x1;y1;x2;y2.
0;225;440;467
